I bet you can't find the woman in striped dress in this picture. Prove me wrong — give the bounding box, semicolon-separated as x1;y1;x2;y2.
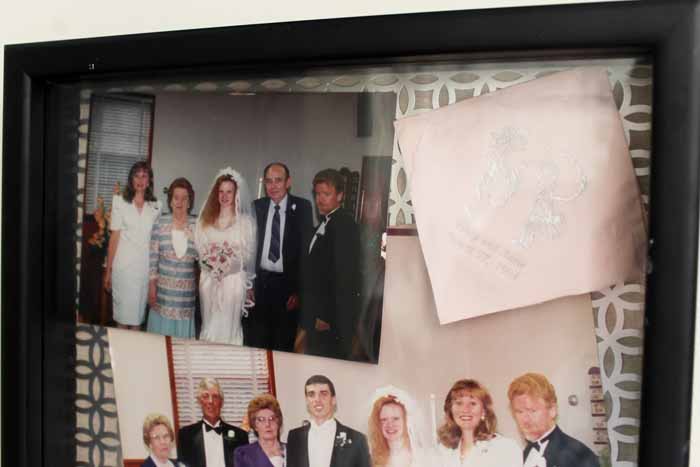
147;177;198;338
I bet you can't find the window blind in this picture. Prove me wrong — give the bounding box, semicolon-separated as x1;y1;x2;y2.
170;339;272;427
84;94;154;213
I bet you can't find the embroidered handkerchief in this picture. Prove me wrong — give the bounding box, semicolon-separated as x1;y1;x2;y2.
394;67;646;324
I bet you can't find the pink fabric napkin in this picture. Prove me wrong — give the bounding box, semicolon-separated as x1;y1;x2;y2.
394;67;646;324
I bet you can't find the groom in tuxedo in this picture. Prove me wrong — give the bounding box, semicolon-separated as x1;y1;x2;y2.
287;375;371;467
299;169;361;359
508;372;600;467
246;162;313;351
177;378;249;467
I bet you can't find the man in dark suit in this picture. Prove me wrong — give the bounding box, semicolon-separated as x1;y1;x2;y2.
177;378;249;467
287;375;370;467
299;169;360;360
246;162;313;351
508;372;600;467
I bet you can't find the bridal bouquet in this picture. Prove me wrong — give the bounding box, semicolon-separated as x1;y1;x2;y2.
200;241;236;281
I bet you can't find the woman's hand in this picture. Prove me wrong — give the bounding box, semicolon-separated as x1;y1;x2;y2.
103;268;112;292
148;280;157;308
246;288;255;305
104;230;120;293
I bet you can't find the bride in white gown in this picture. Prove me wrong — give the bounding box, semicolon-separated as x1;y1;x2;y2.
195;167;256;345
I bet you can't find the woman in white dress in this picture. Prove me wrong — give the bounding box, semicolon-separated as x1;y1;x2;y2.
437;379;521;467
104;161;161;330
368;386;432;467
195;167;256;344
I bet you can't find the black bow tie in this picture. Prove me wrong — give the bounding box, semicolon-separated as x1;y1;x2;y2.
526;440;542;453
204;422;222;435
524;431;553;457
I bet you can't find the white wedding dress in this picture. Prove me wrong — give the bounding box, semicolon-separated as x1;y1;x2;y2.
195;214;256;345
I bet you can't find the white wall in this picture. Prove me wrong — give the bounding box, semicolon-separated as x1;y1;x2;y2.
151;92;395;214
273;234;601;448
108;328;176;460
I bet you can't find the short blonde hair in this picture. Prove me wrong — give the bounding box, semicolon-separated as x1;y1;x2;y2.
507;372;558;407
198;377;223;401
142;413;174;449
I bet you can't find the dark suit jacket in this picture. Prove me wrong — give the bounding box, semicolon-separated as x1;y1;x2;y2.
300;208;360;358
524;425;600;467
141;456;186;467
286;420;370;467
233;441;285;467
254;194;313;299
177;420;249;467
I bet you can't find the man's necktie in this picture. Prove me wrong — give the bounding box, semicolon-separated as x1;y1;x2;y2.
204;423;223;435
268;204;281;262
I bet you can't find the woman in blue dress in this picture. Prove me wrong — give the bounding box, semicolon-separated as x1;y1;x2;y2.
147;177;198;338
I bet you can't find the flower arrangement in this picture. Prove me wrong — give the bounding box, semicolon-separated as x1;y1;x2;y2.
200;241;236;282
87;183;121;253
87;196;111;250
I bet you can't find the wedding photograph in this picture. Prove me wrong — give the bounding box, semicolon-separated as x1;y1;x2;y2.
77;90;397;363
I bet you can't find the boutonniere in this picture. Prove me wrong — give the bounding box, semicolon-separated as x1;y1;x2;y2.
291;203;297;212
224;429;236;440
334;432;352;448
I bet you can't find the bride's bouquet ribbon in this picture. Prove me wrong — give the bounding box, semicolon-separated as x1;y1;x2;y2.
394;67;647;324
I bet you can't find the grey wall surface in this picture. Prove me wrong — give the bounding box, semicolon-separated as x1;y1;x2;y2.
151;91;396;216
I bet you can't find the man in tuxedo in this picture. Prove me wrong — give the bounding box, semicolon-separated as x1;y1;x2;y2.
177;378;249;467
246;162;313;351
508;372;600;467
287;375;370;467
299;169;360;359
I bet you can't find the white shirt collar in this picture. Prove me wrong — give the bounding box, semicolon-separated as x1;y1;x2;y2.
324;207;340;220
309;417;336;432
202;419;221;429
536;425;556;443
270;194;288;211
149;455;174;467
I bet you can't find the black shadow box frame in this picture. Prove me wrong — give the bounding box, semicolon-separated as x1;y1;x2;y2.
3;1;699;466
